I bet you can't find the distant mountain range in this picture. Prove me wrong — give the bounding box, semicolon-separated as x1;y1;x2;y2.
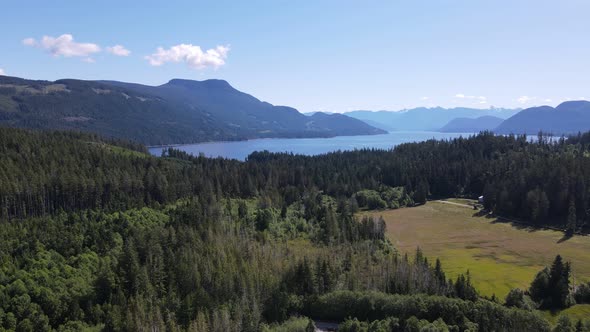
344;107;520;131
0;76;385;145
347;101;590;135
495;101;590;135
2;74;588;143
439;116;504;133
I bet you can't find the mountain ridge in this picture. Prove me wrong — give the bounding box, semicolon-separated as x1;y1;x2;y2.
439;115;504;133
495;100;590;135
0;75;385;145
344;107;520;131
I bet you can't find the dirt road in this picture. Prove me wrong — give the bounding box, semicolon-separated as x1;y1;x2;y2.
432;200;473;208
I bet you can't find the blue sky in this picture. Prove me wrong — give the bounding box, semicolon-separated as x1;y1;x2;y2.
1;0;589;113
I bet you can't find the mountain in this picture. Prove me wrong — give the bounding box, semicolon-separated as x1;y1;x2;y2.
304;111;393;132
344;110;402;131
305;112;385;136
0;76;385;145
303;111;334;116
345;107;520;131
439;116;504;133
495;101;590;135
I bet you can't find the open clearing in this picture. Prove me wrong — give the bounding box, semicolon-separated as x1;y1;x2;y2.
542;304;590;325
361;200;590;300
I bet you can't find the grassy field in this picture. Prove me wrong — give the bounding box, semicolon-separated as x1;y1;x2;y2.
361;200;590;300
541;304;590;325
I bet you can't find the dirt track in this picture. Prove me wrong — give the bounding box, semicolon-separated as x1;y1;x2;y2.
432;200;473;208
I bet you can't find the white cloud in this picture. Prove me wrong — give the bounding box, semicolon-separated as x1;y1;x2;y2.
561;96;588;102
517;96;535;104
23;34;101;57
420;96;430;100
82;57;96;63
455;93;487;104
0;68;5;76
107;45;131;56
22;38;36;46
544;99;552;103
145;44;230;69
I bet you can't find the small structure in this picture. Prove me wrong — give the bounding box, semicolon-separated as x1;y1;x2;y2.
478;196;484;204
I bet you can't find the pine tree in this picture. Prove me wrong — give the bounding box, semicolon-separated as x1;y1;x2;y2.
567;200;577;236
434;258;446;286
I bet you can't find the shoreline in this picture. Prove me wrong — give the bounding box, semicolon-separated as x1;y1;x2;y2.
146;131;393;149
146;131;477;160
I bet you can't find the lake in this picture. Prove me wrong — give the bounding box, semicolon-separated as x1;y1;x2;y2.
148;131;475;160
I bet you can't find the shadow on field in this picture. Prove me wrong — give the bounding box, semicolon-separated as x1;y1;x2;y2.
472;210;488;218
557;234;573;243
484;214;572;236
480;214;542;233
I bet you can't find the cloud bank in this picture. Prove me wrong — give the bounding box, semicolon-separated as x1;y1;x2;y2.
0;68;5;76
145;44;229;69
22;34;228;70
23;34;101;57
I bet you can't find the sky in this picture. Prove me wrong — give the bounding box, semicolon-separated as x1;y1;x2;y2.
1;0;589;113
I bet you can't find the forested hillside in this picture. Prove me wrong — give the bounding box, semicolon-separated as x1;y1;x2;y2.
1;128;590;230
496;101;590;135
0;76;384;145
1;127;590;331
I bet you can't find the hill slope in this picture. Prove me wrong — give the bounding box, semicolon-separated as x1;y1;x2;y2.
495;101;590;135
305;112;386;136
346;107;519;131
439;116;504;133
0;76;384;145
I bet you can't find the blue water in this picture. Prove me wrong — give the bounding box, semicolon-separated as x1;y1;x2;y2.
148;131;475;160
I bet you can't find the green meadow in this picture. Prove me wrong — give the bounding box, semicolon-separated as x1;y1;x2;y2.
362;200;590;322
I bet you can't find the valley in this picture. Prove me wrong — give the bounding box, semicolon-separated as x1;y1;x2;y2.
3;2;590;331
